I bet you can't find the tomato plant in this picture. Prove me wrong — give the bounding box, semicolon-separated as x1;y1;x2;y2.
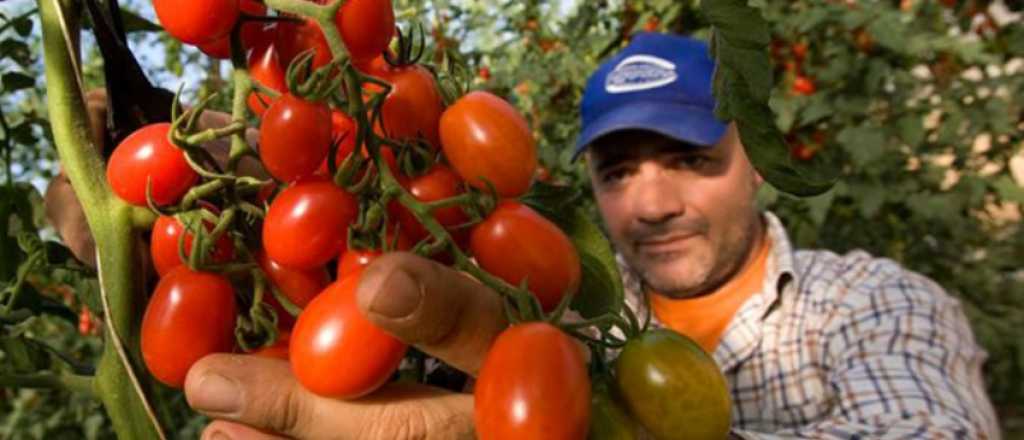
140;267;237;388
152;0;240;45
471;201;581;311
289;270;407;398
614;329;732;440
150;213;235;276
106;123;199;207
259;94;333;183
263;178;359;269
474;322;591;440
440;91;538;198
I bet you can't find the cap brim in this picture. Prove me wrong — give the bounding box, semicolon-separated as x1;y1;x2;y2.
572;101;727;161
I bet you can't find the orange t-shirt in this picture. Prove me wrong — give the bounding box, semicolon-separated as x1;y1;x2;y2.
649;236;772;354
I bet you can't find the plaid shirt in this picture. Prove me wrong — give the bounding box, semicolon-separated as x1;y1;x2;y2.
618;213;1000;439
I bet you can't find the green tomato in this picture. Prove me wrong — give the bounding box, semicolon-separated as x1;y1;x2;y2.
613;329;732;440
589;378;645;440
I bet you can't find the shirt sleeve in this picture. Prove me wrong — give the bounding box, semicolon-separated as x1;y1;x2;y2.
732;268;1000;439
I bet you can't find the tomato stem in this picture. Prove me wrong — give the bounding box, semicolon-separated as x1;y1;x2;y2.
0;373;96;396
265;0;349;62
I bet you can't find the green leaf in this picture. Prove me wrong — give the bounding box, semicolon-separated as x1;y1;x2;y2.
119;8;163;33
0;39;32;66
837;124;885;166
2;72;35;92
897;113;925;148
993;177;1024;204
855;181;887;218
0;336;52;374
798;95;833;126
805;184;837;226
12;16;33;37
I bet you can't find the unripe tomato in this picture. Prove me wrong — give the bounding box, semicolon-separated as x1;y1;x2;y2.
152;0;239;45
614;329;732;440
150;213;235;277
376;65;444;149
290;269;407;398
440;91;538;198
259;94;332;183
263;179;358;269
336;0;395;61
106;123;198;207
475;322;591;440
141;267;237;388
471;201;581;311
589;379;646;440
247;44;288;117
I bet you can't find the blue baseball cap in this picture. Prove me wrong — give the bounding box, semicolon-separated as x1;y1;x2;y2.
573;33;727;159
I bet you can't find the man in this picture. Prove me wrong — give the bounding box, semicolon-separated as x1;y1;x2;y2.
48;34;999;439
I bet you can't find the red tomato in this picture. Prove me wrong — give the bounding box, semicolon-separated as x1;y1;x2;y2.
470;201;581;311
792;76;817;96
256;249;329;329
374;65;444;149
353;54;391;77
106;123;198;207
196;0;271;59
141;267;237;388
337;249;381;279
474;322;591;440
153;0;240;45
253;330;290;360
478;66;492;81
77;306;95;336
259;94;332;183
290;269;407;398
263;179;358;269
150;213;235;277
440;91;538;198
336;0;395;61
790;143;817;161
393;164;468;244
247;44;288;117
275;19;332;71
792;42;809;61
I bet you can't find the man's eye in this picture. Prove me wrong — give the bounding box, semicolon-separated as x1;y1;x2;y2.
601;168;630;184
673;155;710;169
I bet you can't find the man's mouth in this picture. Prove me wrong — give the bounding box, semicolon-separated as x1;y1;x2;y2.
634;233;697;255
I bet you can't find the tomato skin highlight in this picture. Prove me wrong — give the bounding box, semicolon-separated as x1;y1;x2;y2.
152;0;240;45
614;329;732;440
259;94;333;183
440;91;538;198
150;214;235;277
290;270;407;398
247;44;288;117
337;249;382;279
470;201;581;311
337;0;395;62
141;267;237;388
474;322;591;440
106;123;198;207
263;179;358;270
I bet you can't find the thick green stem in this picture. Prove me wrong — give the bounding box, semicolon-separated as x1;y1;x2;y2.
38;0;167;438
0;373;95;396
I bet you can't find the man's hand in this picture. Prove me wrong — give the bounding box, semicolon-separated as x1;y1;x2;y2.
184;253;509;440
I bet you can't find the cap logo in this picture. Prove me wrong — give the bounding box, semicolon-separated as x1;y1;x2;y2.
605;55;677;94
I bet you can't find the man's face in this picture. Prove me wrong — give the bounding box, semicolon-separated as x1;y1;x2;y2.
586;126;763;299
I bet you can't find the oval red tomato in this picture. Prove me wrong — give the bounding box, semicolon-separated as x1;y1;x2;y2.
470;201;581;311
376;65;444;149
393;164;468;244
259;94;332;183
336;0;395;61
256;249;329;329
336;249;381;279
263;179;358;269
275;19;332;71
106;123;198;207
247;44;288;117
196;0;271;59
152;0;240;45
474;322;591;440
141;266;237;388
150;213;235;277
290;269;407;398
440;91;537;197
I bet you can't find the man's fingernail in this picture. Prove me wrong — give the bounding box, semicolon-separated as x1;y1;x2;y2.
190;374;241;414
369;269;422;318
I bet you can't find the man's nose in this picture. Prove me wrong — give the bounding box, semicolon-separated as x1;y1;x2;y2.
631;164;685;225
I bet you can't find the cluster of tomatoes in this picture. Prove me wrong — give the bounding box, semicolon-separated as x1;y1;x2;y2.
98;0;738;438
